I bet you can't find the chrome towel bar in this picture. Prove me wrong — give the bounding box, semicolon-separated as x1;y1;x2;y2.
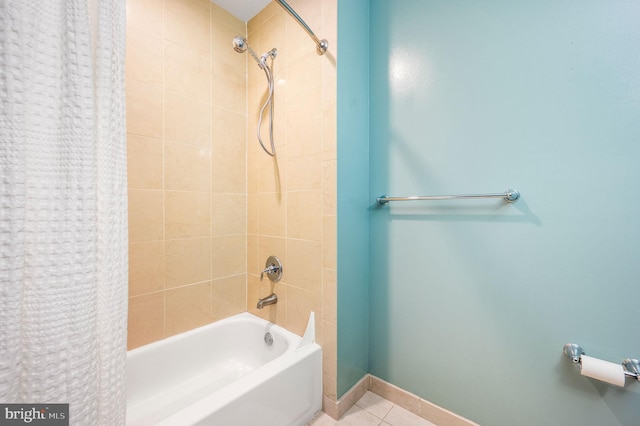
376;189;520;205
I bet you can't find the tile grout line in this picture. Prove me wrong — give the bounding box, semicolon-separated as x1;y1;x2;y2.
355;399;395;423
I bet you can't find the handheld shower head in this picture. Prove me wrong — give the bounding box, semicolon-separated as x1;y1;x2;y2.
261;48;278;63
231;36;279;157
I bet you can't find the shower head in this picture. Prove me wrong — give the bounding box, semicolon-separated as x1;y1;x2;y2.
232;36;248;53
232;36;265;69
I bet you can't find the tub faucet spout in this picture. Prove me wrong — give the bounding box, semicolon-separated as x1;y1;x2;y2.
257;293;278;309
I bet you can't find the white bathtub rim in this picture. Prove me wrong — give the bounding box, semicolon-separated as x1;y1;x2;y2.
153;311;320;426
127;311;320;426
127;312;292;357
127;312;297;415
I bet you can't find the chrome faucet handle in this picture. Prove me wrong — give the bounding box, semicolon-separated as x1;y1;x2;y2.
260;255;283;282
260;264;278;280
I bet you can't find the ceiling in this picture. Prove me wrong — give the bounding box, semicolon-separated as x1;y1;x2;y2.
211;0;272;22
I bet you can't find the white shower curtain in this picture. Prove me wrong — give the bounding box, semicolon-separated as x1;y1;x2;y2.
0;1;127;424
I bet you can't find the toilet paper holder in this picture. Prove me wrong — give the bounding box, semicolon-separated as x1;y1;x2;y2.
563;343;640;381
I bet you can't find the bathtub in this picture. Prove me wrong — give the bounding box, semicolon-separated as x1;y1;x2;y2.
126;312;322;426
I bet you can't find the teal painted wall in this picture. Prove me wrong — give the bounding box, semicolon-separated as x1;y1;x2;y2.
368;1;640;425
336;0;370;398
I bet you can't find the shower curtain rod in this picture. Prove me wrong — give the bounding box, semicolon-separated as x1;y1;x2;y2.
274;0;328;55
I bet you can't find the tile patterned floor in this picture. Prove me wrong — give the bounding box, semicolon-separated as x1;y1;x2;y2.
307;391;437;426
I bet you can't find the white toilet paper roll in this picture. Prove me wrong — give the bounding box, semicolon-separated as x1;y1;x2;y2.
580;355;626;387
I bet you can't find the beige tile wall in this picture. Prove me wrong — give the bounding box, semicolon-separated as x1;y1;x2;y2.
126;0;248;349
125;0;338;405
246;0;338;401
